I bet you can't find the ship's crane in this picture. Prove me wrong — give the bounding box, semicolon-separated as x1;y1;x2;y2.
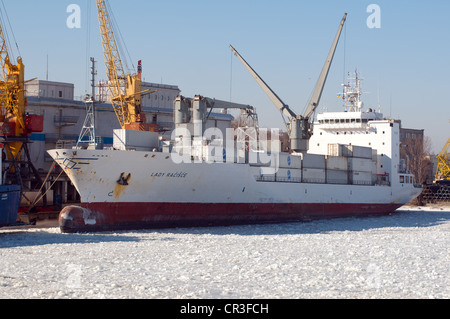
96;0;155;131
230;13;347;152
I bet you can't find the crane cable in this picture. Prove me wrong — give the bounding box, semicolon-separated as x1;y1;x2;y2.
0;0;21;60
105;0;135;73
27;160;68;213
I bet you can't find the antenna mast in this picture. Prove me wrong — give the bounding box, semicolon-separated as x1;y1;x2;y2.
77;57;98;149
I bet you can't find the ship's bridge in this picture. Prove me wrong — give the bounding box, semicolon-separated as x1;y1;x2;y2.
315;110;383;131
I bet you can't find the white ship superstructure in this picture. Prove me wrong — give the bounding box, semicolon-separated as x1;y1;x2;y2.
310;70;402;187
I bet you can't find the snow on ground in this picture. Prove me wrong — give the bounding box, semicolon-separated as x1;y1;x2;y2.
0;205;449;299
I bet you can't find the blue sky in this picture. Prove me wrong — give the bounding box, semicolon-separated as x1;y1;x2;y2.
2;0;449;153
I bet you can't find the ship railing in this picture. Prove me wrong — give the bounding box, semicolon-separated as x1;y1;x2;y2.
351;180;374;186
55;140;75;149
274;177;302;183
254;175;387;186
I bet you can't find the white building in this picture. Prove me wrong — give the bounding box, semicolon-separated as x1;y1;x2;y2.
97;81;180;109
25;79;74;100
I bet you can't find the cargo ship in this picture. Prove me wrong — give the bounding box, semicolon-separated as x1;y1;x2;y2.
47;69;422;233
47;13;422;233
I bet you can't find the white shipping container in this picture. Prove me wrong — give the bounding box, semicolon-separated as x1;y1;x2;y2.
371;160;378;175
345;145;373;159
327;143;352;157
372;149;378;161
349;171;373;185
276;168;302;182
113;129;159;151
302;153;326;169
248;151;277;167
326;156;348;170
348;157;375;172
251;166;276;181
302;168;326;183
326;169;348;184
278;152;302;169
250;166;262;179
260;171;276;181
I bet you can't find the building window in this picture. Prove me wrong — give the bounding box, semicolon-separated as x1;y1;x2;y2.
59;91;63;98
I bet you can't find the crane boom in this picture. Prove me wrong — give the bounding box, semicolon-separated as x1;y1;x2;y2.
230;13;347;152
96;0;152;130
0;23;25;132
304;13;347;118
229;45;296;119
96;0;127;128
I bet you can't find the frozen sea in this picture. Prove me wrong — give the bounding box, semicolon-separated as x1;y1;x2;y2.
0;205;448;299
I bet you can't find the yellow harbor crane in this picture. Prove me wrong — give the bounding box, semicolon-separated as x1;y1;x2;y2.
96;0;156;131
0;20;27;160
0;7;42;166
0;4;45;211
435;138;450;183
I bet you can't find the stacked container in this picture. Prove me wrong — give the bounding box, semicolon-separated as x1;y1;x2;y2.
301;153;326;183
276;153;302;182
327;144;377;185
326;156;348;184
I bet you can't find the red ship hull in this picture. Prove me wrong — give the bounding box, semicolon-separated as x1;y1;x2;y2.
59;202;403;233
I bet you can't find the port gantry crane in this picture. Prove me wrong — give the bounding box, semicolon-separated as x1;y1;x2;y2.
96;0;156;131
0;7;44;197
230;13;347;153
